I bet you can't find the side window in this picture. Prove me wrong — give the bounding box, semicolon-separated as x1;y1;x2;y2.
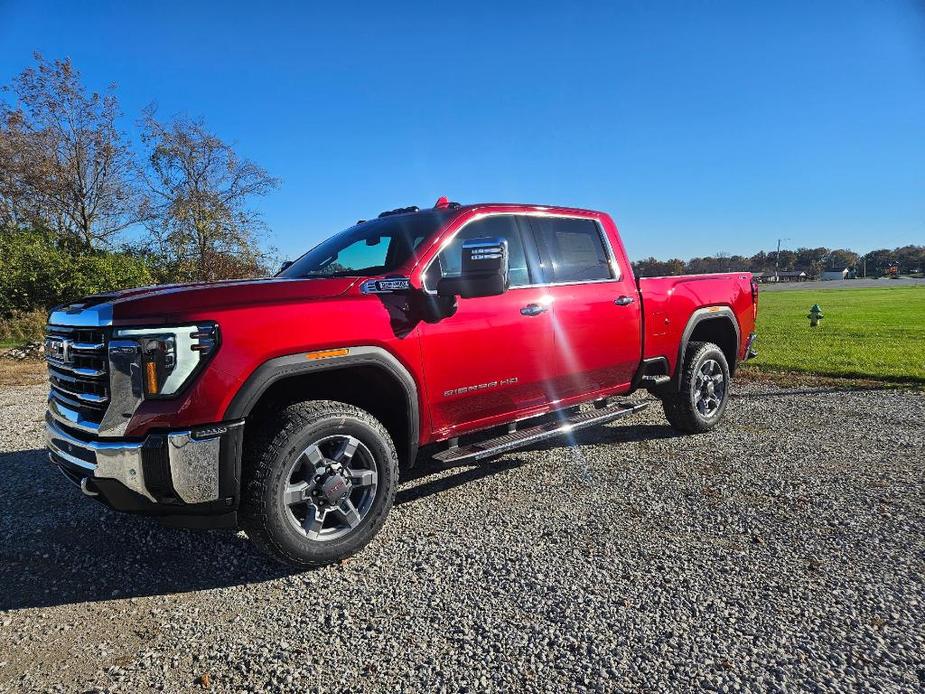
426;215;533;289
530;217;615;283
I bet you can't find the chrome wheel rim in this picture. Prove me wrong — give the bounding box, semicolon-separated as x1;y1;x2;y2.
282;434;379;542
694;359;726;418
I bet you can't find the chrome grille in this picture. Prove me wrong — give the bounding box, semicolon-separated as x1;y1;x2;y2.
46;324;109;424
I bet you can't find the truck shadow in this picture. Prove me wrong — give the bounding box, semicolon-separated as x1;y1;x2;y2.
0;449;540;611
1;421;673;611
396;458;527;506
397;422;681;506
0;448;299;611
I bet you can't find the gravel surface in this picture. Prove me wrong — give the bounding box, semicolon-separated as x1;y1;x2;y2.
1;382;924;692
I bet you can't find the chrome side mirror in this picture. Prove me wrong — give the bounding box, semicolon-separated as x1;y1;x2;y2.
436;237;509;299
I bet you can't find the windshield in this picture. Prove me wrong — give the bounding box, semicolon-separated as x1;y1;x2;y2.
279;210;454;279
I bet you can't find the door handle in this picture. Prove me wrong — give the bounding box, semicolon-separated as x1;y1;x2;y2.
614;295;635;306
520;303;548;316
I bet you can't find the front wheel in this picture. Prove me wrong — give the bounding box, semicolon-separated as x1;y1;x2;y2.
662;341;731;434
240;400;398;568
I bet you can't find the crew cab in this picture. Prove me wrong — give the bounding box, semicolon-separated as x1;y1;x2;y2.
44;198;758;567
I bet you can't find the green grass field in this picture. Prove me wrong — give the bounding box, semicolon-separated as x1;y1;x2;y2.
751;285;925;383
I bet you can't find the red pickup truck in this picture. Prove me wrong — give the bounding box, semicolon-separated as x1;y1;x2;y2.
45;199;758;567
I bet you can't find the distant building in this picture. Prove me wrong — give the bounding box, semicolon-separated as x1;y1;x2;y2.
775;271;808;282
821;269;849;281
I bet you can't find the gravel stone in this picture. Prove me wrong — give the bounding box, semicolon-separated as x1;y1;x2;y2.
1;381;923;691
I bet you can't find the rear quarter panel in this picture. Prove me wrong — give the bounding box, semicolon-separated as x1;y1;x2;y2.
638;273;755;374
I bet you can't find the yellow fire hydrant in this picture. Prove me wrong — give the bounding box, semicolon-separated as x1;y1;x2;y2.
808;303;824;327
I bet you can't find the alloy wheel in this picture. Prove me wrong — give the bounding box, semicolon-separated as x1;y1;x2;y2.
694;358;726;417
281;434;379;542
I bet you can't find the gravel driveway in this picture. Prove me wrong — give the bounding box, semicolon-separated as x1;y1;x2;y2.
1;382;923;692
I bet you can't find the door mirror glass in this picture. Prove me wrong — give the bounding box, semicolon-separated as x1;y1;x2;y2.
436;237;509;298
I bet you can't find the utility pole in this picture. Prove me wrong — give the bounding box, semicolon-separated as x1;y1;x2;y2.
775;238;782;282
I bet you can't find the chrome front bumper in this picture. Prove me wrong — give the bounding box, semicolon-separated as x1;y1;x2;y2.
45;413;243;505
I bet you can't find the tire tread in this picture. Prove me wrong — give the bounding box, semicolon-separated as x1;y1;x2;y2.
239;400;397;568
662;341;730;434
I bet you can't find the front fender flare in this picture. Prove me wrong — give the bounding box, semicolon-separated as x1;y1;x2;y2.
224;346;420;464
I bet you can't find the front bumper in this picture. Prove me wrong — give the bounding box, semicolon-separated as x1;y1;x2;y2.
46;413;244;527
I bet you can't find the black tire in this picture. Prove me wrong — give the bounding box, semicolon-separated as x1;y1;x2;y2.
662;341;731;434
240;400;398;568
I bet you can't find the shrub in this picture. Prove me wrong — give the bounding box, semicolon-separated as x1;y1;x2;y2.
0;309;47;344
0;227;154;316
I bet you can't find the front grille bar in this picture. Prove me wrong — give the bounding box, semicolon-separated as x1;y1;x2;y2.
70;341;105;351
46;323;110;423
47;361;106;378
50;382;108;404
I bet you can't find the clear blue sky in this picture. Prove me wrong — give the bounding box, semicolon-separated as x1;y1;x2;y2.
2;1;923;261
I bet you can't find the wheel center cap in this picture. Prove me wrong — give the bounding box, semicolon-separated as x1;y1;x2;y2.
321;473;350;505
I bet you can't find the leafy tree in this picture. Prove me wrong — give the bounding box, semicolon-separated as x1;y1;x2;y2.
139;109;279;282
635;245;925;278
825;249;859;272
0;54;143;247
632;257;686;277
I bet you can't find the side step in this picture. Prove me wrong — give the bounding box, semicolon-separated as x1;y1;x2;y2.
432;401;649;465
640;375;671;386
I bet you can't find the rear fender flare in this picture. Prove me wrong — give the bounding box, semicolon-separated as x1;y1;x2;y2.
675;307;741;388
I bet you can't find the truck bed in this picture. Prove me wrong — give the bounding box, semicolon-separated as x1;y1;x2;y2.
638;272;757;374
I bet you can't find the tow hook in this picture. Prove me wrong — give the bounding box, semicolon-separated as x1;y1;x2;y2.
80;477;99;497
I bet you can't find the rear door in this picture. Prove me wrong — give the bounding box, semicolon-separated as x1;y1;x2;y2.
418;215;554;439
525;215;642;401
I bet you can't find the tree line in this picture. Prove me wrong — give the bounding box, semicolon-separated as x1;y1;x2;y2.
1;54;278;317
632;245;925;279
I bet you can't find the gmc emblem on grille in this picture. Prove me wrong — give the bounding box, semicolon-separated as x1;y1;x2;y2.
45;337;73;364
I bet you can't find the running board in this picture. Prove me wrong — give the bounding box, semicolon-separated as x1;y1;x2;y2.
432;401;649;464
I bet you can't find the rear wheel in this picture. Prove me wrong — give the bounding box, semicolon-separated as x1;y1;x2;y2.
240;400;397;568
662;341;731;434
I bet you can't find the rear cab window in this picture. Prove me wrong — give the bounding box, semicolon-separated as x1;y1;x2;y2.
527;217;617;283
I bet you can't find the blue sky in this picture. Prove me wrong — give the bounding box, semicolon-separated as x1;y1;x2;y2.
1;1;923;261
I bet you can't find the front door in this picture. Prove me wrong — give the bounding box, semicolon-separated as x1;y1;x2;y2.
418;215;553;439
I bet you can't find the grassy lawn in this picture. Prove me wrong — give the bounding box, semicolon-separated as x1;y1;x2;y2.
750;285;925;383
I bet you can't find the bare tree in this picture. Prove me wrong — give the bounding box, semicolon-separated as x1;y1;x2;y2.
139;108;279;282
0;54;143;246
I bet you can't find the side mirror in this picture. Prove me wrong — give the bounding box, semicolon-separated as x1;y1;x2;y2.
279;260;293;274
437;237;509;299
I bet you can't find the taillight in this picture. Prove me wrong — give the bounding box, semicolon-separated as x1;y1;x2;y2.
751;277;759;319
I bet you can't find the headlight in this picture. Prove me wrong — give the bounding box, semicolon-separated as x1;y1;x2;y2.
113;323;218;398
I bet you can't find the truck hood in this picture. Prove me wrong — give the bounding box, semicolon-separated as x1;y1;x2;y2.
51;277;362;326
